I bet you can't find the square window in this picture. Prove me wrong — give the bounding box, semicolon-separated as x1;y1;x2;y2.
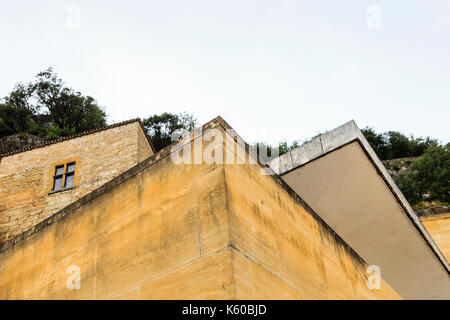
52;162;77;192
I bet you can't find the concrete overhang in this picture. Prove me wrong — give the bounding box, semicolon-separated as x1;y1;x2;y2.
269;120;450;299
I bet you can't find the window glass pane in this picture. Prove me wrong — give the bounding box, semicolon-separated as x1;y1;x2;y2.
54;177;63;190
55;166;64;176
67;163;76;173
65;174;74;188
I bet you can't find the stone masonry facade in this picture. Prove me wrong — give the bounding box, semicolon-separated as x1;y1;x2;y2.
0;120;153;244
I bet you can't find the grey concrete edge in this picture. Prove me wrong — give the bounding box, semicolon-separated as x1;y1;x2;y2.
269;120;450;274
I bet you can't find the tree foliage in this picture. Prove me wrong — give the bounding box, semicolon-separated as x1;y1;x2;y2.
0;103;33;137
395;144;450;205
250;140;300;164
278;140;300;155
143;112;197;152
2;70;447;208
0;68;107;139
361;127;439;160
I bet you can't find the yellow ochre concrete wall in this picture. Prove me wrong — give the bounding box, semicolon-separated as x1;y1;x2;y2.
223;143;399;299
0;119;400;299
0;121;153;244
421;213;450;263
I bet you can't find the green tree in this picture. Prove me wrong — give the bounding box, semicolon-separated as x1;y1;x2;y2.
395;144;450;204
362;127;440;160
361;127;388;159
0;68;107;139
395;173;423;205
412;143;449;203
410;137;439;157
0;103;34;136
385;131;412;159
143;112;197;151
250;140;300;163
278;140;300;155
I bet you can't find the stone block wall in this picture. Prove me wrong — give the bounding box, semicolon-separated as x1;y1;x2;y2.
0;121;153;244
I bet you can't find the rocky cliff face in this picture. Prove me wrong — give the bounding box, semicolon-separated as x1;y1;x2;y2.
382;157;418;178
0;134;46;155
416;205;450;218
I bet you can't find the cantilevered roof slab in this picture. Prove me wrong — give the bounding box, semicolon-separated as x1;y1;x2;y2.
269;121;450;299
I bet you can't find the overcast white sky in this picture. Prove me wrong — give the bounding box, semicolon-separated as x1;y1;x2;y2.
1;1;449;145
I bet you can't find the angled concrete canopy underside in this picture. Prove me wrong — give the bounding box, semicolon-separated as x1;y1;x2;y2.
269;121;450;299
